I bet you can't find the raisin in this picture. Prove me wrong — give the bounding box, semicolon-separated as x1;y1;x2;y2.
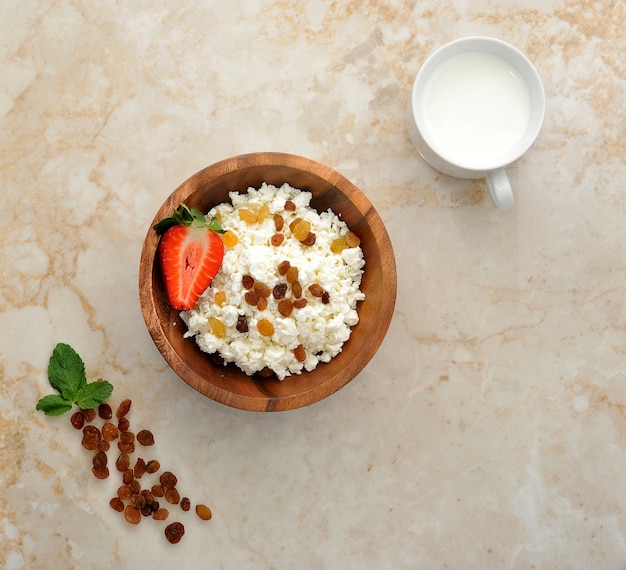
257;319;274;337
141;504;153;517
322;291;330;304
151;484;165;498
345;230;361;248
102;422;119;442
82;408;97;422
309;283;324;297
109;497;125;512
134;457;146;478
195;504;213;521
165;522;185;544
291;280;302;299
136;430;154;446
221;230;238;247
180;497;191;512
70;411;84;430
284;200;296;211
254;282;271;298
257;297;268;311
301;232;316;246
118;485;133;501
122;469;134;485
119;431;134;443
277;260;290;275
115;453;130;472
98;403;113;420
92;451;108;470
82;426;101;451
118;441;135;454
131;493;145;510
165;487;181;505
118;417;130;432
145;459;160;474
92;466;109;479
124;505;141;525
214;290;226;306
116;399;132;419
245;290;259;306
129;479;141;494
236;315;249;333
153;508;169;521
277;299;293;317
141;489;155;505
97;440;110;452
160;471;178;488
293;344;306;363
242;275;255;289
271;283;286;299
289;217;302;232
271;233;284;246
273;213;284;231
293;298;308;309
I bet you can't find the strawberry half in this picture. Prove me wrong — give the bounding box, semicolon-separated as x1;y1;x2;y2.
154;204;225;311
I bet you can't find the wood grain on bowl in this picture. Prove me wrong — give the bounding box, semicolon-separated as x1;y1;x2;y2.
139;152;396;412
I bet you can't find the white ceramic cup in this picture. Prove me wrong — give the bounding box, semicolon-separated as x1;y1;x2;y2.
406;36;545;211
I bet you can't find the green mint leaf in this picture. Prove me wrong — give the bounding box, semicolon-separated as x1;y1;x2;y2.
35;394;73;416
75;380;114;410
208;216;224;233
47;343;86;400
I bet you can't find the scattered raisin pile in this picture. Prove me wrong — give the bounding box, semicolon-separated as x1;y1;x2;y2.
71;397;212;544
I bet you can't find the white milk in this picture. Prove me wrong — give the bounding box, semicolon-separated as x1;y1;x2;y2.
420;51;532;167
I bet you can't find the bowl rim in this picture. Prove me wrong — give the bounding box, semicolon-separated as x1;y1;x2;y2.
139;152;397;411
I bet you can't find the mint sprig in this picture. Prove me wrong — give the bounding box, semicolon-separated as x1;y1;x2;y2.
36;343;113;416
153;203;224;235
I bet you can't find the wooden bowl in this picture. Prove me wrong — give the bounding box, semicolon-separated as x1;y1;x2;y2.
139;153;396;412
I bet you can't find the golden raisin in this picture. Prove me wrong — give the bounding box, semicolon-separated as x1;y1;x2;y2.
145;460;160;474
122;469;134;485
331;237;348;254
195;504;213;521
257;204;270;223
289;217;302;232
110;497;124;512
345;231;361;248
116;453;130;472
293;298;307;309
293;344;306;363
92;466;109;480
222;230;238;247
242;275;255;289
118;417;130;432
277;299;293;317
293;220;311;241
239;209;257;223
160;471;178;488
286;266;298;284
214;290;226;306
257;319;274;337
209;317;227;338
165;487;181;505
101;422;118;442
151;484;165;498
278;260;290;275
134;457;147;478
271;233;284;246
273;213;284;231
97;440;110;452
257;297;268;311
284;200;296;211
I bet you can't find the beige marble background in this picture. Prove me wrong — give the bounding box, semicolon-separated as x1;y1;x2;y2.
2;0;626;568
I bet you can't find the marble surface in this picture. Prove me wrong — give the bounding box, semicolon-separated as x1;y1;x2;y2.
2;1;626;568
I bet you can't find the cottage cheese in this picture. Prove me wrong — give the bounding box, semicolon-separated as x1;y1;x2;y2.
181;183;365;380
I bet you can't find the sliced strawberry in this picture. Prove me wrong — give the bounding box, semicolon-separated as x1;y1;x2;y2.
154;204;225;311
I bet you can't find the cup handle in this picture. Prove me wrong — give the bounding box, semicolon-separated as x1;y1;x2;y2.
486;168;515;211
